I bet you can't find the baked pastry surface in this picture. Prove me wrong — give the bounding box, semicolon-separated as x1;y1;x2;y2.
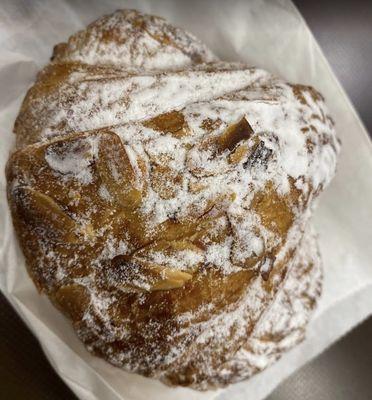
6;9;339;389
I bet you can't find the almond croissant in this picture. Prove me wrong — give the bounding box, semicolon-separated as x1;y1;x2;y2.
6;9;339;389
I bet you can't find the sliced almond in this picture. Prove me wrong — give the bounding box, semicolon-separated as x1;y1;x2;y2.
143;110;191;138
96;131;142;210
13;187;80;243
218;117;254;153
150;268;192;290
110;256;192;291
187;118;254;173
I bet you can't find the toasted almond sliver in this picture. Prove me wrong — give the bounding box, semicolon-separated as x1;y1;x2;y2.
218;117;254;153
14;187;80;243
143;110;191;138
96;131;142;210
150;268;193;291
112;256;193;291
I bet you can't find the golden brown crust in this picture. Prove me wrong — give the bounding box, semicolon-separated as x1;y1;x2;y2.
6;9;339;389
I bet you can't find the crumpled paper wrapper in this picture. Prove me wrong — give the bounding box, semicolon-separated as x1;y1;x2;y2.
0;0;371;399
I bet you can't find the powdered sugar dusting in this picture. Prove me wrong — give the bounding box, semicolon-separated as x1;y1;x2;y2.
44;135;101;184
53;9;217;70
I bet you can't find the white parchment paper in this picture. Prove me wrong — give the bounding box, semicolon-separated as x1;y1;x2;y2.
1;1;371;399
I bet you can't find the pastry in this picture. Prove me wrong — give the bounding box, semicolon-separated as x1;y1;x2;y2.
6;9;340;389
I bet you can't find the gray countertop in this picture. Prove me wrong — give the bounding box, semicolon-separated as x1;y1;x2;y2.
1;0;371;398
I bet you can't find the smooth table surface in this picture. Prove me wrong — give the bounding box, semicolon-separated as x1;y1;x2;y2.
1;0;371;399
